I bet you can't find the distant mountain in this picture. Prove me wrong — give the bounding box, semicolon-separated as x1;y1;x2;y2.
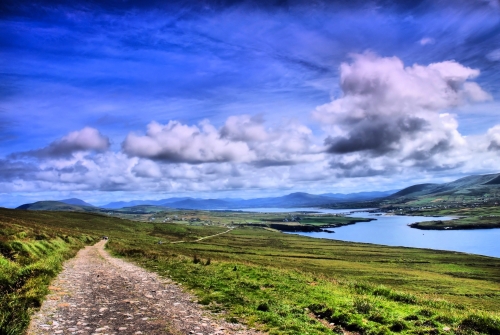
112;205;172;214
16;173;500;212
16;201;100;212
242;192;335;208
320;190;398;200
59;198;95;207
100;191;395;210
387;173;500;201
169;199;234;210
101;197;190;209
165;192;337;209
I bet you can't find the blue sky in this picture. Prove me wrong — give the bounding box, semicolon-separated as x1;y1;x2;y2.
1;0;500;207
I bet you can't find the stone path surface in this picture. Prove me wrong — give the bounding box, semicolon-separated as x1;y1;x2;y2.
27;241;265;335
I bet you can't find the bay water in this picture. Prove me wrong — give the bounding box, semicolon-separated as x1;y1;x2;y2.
237;207;500;258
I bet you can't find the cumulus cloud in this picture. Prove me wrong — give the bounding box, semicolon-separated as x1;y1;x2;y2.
220;115;269;142
12;127;110;159
123;116;319;166
314;53;489;171
487;125;500;151
132;159;162;178
0;159;39;182
122;120;255;164
324;115;429;155
329;155;397;178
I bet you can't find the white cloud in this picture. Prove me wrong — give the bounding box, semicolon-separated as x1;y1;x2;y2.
486;125;500;150
12;127;110;159
122;120;255;164
132;159;162;178
122;116;320;166
220;115;269;142
313;53;489;173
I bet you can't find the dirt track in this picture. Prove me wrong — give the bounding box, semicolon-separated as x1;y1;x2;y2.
27;240;264;335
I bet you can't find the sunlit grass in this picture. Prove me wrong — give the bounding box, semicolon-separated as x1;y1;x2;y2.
0;210;98;335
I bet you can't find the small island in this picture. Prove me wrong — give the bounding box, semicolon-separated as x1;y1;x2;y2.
409;218;500;230
242;213;375;232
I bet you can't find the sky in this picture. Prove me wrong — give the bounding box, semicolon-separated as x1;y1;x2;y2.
1;0;500;207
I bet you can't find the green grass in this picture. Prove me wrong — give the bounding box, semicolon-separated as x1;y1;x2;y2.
2;208;500;335
109;209;371;228
262;215;373;226
106;217;500;334
109;232;500;334
0;210;102;335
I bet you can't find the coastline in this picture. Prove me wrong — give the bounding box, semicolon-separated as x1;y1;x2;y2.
243;217;377;233
409;220;500;230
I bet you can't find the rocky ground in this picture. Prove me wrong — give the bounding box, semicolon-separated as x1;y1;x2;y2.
27;240;265;335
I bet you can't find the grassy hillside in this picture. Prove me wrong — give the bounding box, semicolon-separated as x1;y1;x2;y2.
1;208;500;334
0;209;101;335
16;201;103;213
381;173;500;209
108;228;500;335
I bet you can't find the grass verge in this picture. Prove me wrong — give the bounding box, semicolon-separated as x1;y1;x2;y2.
0;210;96;335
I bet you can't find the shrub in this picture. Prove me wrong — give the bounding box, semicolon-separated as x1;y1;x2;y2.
459;314;500;335
353;297;373;314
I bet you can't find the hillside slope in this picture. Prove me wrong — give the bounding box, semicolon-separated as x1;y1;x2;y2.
58;198;95;207
16;201;102;213
385;173;500;205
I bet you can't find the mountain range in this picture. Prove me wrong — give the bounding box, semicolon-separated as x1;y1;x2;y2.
16;190;395;211
99;190;396;210
15;172;500;212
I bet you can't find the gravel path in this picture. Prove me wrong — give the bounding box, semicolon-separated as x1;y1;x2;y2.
27;240;265;335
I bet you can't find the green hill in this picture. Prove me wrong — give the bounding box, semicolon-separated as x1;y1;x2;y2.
16;201;103;213
385;173;500;205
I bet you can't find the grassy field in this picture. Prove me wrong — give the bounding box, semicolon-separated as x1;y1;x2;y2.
108;208;371;226
1;208;500;334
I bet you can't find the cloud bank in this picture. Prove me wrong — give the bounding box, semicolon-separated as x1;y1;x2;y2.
1;54;499;205
12;127;110;159
122;115;318;166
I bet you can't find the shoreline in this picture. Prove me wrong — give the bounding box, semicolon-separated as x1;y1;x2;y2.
408;221;500;230
242;218;377;233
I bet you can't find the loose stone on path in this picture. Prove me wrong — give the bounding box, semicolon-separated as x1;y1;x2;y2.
27;240;265;335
